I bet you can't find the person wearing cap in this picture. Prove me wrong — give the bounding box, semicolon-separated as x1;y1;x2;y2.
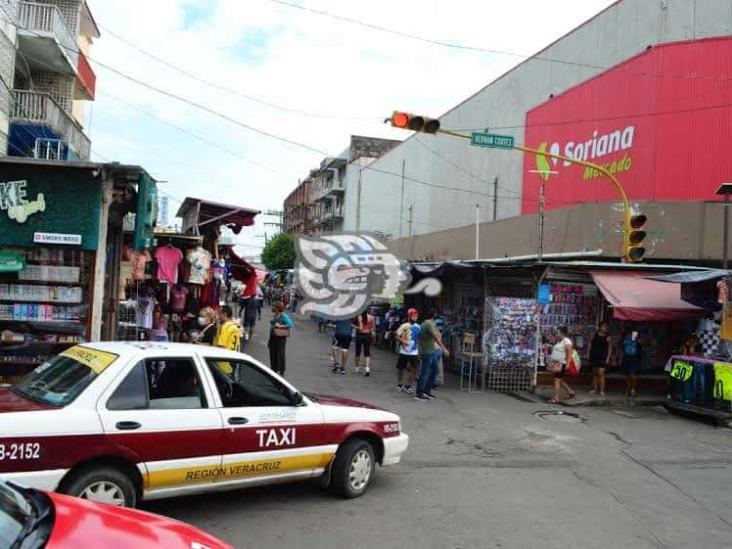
395;308;421;394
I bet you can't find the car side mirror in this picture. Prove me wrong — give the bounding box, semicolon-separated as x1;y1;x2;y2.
290;390;304;406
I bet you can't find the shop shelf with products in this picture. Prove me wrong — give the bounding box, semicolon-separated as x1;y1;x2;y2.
0;248;93;383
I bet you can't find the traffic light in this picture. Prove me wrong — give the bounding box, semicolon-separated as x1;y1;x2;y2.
624;212;647;263
390;111;441;134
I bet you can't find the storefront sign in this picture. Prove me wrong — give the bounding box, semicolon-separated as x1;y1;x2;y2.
0;165;102;251
522;38;732;214
33;232;82;245
0;252;25;273
0;180;45;224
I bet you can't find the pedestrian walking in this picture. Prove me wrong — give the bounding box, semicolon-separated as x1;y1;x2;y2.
416;309;450;400
588;321;610;396
256;284;264;321
241;292;259;346
546;326;577;404
268;301;293;376
354;311;376;376
215;305;241;352
331;318;352;375
621;330;643;397
395;308;420;394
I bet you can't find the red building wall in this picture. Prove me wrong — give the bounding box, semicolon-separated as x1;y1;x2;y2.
522;37;732;214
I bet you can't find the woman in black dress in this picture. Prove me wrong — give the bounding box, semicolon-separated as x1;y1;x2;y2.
588;321;610;396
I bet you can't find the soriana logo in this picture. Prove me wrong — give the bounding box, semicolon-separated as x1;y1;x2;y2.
536;125;636;181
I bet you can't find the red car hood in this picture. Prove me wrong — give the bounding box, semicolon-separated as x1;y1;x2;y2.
308;393;383;410
46;492;234;549
0;387;53;412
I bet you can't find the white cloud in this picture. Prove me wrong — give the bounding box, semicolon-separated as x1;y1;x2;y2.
86;0;616;253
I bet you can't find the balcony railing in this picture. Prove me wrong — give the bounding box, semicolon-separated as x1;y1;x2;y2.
12;90;91;159
17;2;78;70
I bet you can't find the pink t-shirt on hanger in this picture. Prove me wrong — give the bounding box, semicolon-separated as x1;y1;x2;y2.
155;245;183;284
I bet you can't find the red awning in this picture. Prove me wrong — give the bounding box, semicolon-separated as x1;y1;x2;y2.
590;271;707;321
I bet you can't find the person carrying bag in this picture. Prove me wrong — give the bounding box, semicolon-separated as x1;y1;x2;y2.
547;326;577;404
268;301;293;376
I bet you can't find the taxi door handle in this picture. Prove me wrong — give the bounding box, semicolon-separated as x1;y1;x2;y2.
116;421;142;431
228;417;248;425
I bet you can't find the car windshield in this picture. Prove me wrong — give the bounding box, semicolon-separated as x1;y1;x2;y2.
13;348;118;407
0;482;33;548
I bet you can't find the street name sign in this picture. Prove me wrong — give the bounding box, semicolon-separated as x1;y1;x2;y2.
471;132;514;149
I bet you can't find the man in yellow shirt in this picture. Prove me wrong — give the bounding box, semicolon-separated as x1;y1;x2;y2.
215;305;241;352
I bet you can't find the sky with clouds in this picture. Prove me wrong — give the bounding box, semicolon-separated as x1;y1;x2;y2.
85;0;616;258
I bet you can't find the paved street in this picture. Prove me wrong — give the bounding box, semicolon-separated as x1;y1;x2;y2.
145;311;732;549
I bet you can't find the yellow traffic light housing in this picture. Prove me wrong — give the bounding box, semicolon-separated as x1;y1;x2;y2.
389;111;441;134
624;213;647;262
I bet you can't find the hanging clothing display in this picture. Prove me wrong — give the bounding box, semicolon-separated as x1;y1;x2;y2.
170;285;189;313
155;245;184;284
187;246;212;285
124;246;151;282
136;291;155;330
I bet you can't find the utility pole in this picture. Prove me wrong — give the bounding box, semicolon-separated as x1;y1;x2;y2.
408;204;414;259
475;203;480;260
492;176;498;221
398;159;406;238
356;165;363;231
263;209;284;235
407;204;413;237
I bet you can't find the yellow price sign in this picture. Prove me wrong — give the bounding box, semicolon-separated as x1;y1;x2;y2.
60;346;118;374
669;360;693;382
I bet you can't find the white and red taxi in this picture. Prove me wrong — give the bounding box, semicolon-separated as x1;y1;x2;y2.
0;342;409;507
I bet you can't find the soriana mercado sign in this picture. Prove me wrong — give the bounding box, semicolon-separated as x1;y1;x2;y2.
521;37;732;215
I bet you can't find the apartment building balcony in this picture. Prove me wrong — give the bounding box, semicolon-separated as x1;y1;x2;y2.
9;90;91;160
17;2;78;75
313;179;345;201
314;205;343;225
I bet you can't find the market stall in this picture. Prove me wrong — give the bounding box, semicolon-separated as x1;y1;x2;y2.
111;197;260;344
0;159;112;382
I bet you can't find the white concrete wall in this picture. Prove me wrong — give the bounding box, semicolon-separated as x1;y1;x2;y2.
359;0;732;239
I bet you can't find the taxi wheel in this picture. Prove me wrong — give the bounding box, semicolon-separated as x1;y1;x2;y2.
63;466;137;508
331;438;375;498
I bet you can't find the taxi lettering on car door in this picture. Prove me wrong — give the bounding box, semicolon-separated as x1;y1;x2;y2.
202;358;331;485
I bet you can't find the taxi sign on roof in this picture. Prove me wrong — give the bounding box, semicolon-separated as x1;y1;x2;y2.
60;346;118;374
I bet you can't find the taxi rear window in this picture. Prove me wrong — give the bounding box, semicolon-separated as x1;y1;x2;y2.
12;346;119;407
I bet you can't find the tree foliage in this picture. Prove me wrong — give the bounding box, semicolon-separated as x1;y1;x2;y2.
261;233;295;271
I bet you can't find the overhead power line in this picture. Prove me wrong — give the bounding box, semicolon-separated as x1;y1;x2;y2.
98;90;298;181
100;24;381;121
268;0;732;86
